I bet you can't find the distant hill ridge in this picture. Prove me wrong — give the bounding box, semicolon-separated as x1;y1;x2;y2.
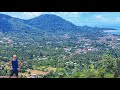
0;14;116;35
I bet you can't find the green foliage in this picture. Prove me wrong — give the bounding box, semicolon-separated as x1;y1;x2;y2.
43;71;57;78
99;54;120;77
56;68;66;78
104;73;114;78
0;14;120;78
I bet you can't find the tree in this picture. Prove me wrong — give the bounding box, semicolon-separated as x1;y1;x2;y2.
98;54;120;78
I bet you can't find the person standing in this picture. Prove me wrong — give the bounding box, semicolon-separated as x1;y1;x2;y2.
7;55;23;78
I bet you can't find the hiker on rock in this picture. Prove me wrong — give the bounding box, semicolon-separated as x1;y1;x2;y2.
7;55;23;78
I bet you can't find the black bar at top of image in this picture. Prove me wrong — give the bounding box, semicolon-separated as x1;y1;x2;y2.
0;0;120;11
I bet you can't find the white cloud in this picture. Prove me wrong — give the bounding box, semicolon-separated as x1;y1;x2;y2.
49;12;68;16
115;17;120;22
69;12;80;17
49;12;80;18
23;12;44;19
72;12;79;14
96;15;104;19
95;15;111;23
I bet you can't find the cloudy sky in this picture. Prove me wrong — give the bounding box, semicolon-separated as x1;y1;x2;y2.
0;12;120;29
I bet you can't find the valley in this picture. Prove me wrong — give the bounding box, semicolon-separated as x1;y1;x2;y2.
0;14;120;78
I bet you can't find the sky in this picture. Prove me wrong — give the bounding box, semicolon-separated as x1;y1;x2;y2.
0;12;120;29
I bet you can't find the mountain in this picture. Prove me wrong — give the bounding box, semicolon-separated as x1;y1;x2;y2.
0;13;116;39
0;14;80;34
25;14;80;33
0;14;14;32
0;14;37;33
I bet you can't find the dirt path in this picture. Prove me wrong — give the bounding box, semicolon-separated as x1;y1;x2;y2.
27;69;49;75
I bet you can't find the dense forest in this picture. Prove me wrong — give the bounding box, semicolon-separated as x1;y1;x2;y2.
0;14;120;78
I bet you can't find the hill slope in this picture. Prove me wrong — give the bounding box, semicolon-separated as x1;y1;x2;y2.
0;13;116;38
25;14;80;33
